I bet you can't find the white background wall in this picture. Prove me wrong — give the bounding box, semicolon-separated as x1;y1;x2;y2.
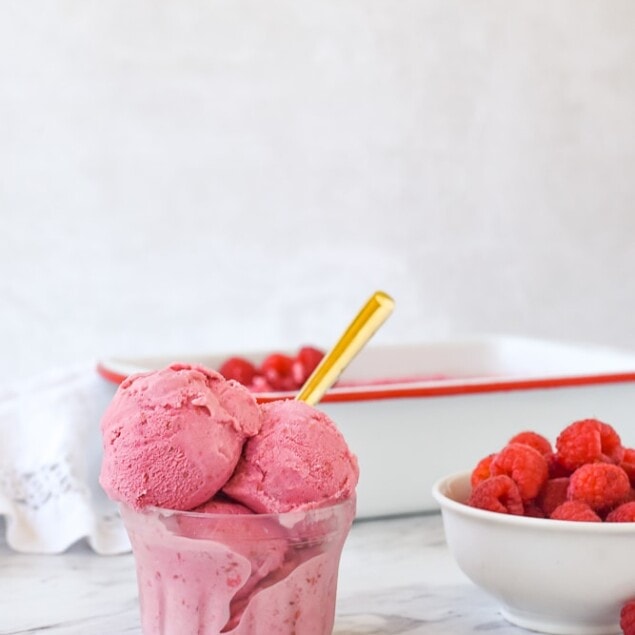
2;1;635;387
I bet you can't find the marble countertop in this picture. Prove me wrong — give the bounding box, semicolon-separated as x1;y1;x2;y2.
0;511;528;635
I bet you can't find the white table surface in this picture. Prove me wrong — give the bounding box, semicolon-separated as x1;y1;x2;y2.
0;512;527;635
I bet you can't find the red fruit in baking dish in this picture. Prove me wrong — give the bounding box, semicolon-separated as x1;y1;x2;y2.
259;353;298;391
218;357;258;386
295;346;325;383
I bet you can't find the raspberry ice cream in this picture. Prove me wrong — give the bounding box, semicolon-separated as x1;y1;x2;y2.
223;399;359;513
120;497;355;635
177;495;287;602
99;363;261;510
99;363;358;635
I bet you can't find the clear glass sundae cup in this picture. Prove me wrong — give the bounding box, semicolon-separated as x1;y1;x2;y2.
119;496;356;635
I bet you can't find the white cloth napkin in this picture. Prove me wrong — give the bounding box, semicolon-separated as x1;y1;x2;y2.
0;365;131;554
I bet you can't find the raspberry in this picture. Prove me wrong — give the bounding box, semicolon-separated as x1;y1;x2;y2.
546;452;572;479
259;353;298;391
567;463;630;511
621;600;635;635
509;431;552;456
550;500;601;522
489;443;549;501
467;475;524;515
523;502;545;518
555;418;624;471
606;501;635;523
536;477;570;517
218;357;258;386
294;346;325;384
470;453;496;488
620;448;635;486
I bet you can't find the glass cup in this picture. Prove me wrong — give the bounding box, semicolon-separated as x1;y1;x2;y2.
119;497;356;635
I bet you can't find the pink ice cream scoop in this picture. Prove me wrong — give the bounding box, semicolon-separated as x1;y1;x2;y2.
223;399;359;513
99;363;261;511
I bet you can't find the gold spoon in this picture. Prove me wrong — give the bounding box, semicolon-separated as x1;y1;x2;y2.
295;290;395;406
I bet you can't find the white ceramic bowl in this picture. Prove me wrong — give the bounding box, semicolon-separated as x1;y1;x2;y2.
432;471;635;635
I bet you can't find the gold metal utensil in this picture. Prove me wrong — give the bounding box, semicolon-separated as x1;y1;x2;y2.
295;290;395;406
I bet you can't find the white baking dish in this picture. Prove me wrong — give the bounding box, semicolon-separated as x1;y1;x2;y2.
98;335;635;519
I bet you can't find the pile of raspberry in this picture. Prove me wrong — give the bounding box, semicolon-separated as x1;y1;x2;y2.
217;346;324;392
468;418;635;635
468;418;635;522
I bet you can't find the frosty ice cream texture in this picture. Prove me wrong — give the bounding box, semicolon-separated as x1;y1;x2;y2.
99;363;358;512
223;400;359;513
99;363;359;635
99;363;261;511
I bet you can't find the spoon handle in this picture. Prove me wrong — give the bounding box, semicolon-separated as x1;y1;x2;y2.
295;290;395;406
